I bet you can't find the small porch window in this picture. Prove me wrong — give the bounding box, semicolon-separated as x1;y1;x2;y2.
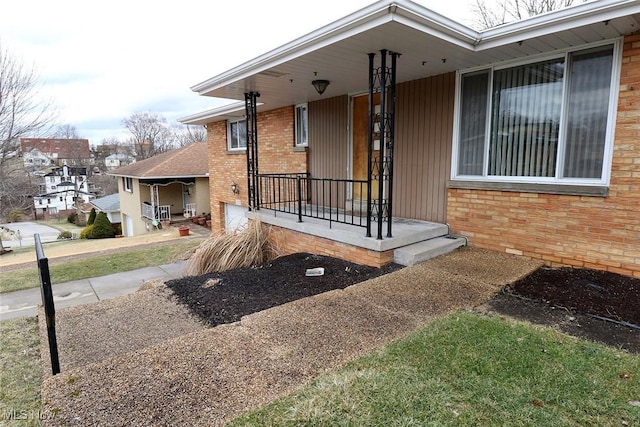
227;119;247;151
453;42;619;187
295;103;308;147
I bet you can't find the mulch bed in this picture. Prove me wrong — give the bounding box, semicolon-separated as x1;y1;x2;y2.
167;252;639;353
479;265;640;354
508;266;640;327
166;253;401;327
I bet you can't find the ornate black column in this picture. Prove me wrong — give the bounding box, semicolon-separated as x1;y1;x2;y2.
367;50;399;239
245;92;260;211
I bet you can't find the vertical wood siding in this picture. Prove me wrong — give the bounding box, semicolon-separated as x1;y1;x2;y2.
306;75;454;223
394;72;455;223
308;95;349;179
308;95;349;208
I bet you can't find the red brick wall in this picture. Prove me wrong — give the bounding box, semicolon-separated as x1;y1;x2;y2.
447;33;640;277
268;224;394;267
206;106;307;234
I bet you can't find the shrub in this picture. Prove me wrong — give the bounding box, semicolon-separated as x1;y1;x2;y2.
67;212;78;224
57;231;73;240
80;225;94;239
88;212;115;239
87;208;96;225
183;219;278;276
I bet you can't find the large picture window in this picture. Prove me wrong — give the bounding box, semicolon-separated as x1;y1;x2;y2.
454;43;618;186
227;119;247;151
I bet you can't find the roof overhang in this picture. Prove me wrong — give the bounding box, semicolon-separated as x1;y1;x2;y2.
107;172;209;179
181;0;640;125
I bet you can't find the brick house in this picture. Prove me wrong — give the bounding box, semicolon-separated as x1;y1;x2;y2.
181;0;640;274
108;143;210;237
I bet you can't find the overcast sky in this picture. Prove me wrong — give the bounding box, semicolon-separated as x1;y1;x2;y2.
3;0;479;145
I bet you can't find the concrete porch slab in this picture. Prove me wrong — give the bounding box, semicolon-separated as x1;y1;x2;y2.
250;210;449;252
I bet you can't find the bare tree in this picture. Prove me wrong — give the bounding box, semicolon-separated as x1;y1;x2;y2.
91;173;119;196
173;124;206;147
53;124;80;139
473;0;584;29
122;112;175;160
0;41;56;252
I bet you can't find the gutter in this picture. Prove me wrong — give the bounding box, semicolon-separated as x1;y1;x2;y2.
477;0;640;50
190;0;481;96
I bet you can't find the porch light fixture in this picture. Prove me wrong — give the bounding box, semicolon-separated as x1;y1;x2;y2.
231;182;239;195
312;79;330;95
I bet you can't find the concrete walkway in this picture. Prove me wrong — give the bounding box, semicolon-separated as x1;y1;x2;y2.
40;248;544;426
0;261;186;321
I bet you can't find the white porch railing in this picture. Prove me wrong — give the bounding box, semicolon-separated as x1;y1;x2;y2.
141;203;171;221
184;203;196;218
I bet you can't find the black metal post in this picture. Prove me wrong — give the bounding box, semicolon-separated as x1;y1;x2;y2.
366;52;375;238
386;52;399;238
296;175;303;223
377;49;387;240
35;234;60;375
245;92;260;211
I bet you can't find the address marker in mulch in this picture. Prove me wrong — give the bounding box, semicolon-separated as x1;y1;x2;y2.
166;252;401;326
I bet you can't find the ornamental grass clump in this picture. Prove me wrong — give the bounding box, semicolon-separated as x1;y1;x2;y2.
183;219;278;276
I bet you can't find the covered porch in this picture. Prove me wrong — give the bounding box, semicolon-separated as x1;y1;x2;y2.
251;207;464;267
139;180;204;225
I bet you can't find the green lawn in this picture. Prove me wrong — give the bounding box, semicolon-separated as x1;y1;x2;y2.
231;312;640;427
0;240;202;293
2;310;638;426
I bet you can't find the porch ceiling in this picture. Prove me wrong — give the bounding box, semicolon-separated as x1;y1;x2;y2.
185;0;640;124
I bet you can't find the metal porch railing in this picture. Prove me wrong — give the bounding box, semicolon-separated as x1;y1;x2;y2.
141;203;171;221
256;173;368;228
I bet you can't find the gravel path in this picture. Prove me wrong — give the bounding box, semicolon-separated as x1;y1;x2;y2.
40;247;541;426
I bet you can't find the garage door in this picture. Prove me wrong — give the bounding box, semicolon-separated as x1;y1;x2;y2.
224;203;248;233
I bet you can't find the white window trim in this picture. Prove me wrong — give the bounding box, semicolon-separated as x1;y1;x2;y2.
295;103;308;147
451;38;622;188
123;177;133;193
227;118;247;151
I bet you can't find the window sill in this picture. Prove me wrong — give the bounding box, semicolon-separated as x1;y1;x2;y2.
293;145;308;152
448;180;609;197
226;149;247;155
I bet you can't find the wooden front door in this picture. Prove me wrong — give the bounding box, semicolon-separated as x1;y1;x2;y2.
352;93;380;203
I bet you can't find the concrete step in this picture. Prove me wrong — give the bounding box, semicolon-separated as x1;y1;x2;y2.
393;236;467;266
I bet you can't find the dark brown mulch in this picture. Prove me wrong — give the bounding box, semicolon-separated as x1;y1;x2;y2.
166;252;401;327
508;266;640;327
168;252;639;353
481;266;640;354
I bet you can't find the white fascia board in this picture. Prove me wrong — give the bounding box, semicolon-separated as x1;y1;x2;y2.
190;0;481;95
190;0;639;97
477;0;640;50
178;101;246;125
392;2;479;47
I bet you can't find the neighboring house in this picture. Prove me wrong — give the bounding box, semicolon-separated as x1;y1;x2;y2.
20;138;94;167
105;153;136;170
34;165;95;219
108;143;210;237
181;0;640;275
23;148;52;170
89;193;122;225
